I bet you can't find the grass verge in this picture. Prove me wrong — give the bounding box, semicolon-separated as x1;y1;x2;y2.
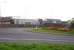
0;43;74;50
31;27;74;36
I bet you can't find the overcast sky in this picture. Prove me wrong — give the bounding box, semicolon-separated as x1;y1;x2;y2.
0;0;74;21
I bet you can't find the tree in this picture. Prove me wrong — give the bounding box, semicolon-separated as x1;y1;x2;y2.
70;18;74;28
38;19;43;27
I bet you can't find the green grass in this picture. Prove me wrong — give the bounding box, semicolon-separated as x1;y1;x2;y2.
0;43;74;50
68;29;74;35
32;27;74;35
33;27;66;33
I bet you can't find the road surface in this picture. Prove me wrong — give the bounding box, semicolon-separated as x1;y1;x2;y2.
0;28;74;43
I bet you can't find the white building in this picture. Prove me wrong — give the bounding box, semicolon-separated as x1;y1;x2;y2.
14;19;39;25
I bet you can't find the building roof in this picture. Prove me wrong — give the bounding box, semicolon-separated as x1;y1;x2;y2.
43;19;62;24
0;17;12;22
46;19;61;21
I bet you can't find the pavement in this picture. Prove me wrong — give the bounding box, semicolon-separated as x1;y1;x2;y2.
0;28;74;43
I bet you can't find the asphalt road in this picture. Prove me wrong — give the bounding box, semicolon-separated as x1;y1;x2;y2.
0;28;74;43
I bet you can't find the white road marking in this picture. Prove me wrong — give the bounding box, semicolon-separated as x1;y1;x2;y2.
0;38;73;42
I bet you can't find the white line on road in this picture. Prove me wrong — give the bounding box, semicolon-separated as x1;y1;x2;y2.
0;38;73;42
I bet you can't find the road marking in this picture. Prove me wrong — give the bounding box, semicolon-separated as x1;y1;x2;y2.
0;38;73;42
